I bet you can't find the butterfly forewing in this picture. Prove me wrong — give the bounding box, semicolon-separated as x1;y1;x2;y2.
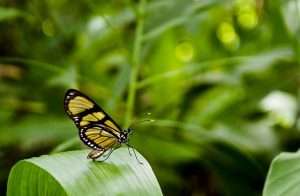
64;89;123;151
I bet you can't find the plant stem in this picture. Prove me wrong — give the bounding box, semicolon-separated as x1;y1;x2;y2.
296;2;300;133
124;0;145;127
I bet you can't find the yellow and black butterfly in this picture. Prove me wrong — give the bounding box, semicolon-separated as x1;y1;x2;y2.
64;89;148;163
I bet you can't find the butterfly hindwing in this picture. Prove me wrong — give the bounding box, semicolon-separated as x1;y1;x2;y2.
64;89;122;150
80;125;118;150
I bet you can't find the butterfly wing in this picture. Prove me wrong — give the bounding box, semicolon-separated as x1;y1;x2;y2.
80;125;119;150
64;89;122;151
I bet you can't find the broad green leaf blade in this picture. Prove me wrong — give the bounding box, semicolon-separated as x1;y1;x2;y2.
7;148;162;196
263;152;300;196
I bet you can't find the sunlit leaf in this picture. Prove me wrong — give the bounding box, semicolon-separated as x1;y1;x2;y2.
7;149;162;196
263;152;300;196
280;1;300;38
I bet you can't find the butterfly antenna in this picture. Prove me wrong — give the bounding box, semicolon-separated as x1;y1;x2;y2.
129;119;154;129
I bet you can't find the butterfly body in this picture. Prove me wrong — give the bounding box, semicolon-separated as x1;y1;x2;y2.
64;89;133;161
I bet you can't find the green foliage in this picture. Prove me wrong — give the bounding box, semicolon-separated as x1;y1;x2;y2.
0;0;299;195
263;152;300;196
7;148;162;196
0;7;25;21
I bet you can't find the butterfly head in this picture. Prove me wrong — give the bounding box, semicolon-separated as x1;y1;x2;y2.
119;119;152;144
119;128;132;144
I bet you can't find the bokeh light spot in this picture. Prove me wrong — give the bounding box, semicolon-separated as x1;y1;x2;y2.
238;8;258;29
217;22;236;44
88;16;106;33
42;19;55;37
217;22;240;51
175;41;194;62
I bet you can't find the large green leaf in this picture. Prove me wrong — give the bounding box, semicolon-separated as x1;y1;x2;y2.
7;148;162;196
263;151;300;196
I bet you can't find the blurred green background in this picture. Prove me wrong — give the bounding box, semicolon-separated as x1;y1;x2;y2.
0;0;299;195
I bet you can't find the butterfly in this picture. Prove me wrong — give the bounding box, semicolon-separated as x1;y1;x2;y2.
64;89;148;164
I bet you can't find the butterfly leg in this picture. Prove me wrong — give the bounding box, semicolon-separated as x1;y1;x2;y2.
101;148;114;161
126;144;143;165
127;145;132;156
